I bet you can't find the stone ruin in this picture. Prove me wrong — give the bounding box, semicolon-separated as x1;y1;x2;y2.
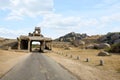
28;27;43;37
17;27;52;52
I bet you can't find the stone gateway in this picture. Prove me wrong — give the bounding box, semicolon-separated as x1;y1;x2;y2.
17;27;52;52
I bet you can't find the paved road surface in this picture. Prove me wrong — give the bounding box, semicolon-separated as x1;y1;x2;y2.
0;53;78;80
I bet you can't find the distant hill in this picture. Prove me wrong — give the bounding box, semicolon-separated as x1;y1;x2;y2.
54;32;120;53
55;32;88;42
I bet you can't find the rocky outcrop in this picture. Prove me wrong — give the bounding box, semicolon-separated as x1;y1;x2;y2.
95;43;111;49
98;51;110;56
114;39;120;44
86;44;94;49
98;32;120;53
72;40;85;47
98;32;120;45
55;32;88;42
86;43;111;49
54;32;87;47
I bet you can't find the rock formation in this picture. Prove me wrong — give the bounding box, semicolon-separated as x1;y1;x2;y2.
55;32;88;42
98;32;120;45
98;51;110;56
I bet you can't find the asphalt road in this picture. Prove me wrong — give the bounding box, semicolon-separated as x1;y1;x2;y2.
0;53;78;80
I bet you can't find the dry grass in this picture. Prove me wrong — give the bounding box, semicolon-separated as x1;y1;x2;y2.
116;68;120;73
0;50;26;62
53;47;120;72
45;47;120;80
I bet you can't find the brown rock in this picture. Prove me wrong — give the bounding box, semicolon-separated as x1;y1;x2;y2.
98;51;110;56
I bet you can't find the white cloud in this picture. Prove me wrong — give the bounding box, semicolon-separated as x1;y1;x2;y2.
0;0;11;9
110;26;120;32
6;15;23;20
100;13;120;23
0;27;27;38
0;0;119;38
37;12;120;38
94;0;120;9
0;0;54;20
39;13;99;30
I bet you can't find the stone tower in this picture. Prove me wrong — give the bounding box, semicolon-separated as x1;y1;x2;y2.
29;27;43;37
33;27;41;36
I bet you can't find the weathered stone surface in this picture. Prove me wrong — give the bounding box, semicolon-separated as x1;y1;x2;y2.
94;44;100;49
98;51;110;56
72;40;85;47
99;59;104;66
86;44;94;49
114;39;120;44
98;32;120;45
86;43;111;49
55;32;88;42
111;33;120;40
18;27;52;52
98;43;111;49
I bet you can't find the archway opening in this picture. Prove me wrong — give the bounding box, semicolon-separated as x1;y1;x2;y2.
21;40;28;50
31;41;41;52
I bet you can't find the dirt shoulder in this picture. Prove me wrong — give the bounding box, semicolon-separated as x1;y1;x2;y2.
0;50;27;78
45;48;120;80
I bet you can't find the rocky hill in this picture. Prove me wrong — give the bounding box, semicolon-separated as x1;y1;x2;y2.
54;32;120;53
54;32;88;48
98;32;120;45
98;32;120;53
55;32;88;42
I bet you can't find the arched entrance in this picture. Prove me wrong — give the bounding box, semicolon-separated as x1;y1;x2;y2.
31;41;41;52
17;27;52;52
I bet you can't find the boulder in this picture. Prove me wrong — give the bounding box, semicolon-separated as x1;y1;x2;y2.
56;32;88;42
86;44;94;49
114;39;120;44
86;43;111;49
94;43;111;49
111;33;120;40
72;40;85;47
94;44;100;49
98;32;120;44
99;43;111;49
98;51;110;56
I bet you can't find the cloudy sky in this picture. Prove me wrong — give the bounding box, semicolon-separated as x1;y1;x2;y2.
0;0;120;39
